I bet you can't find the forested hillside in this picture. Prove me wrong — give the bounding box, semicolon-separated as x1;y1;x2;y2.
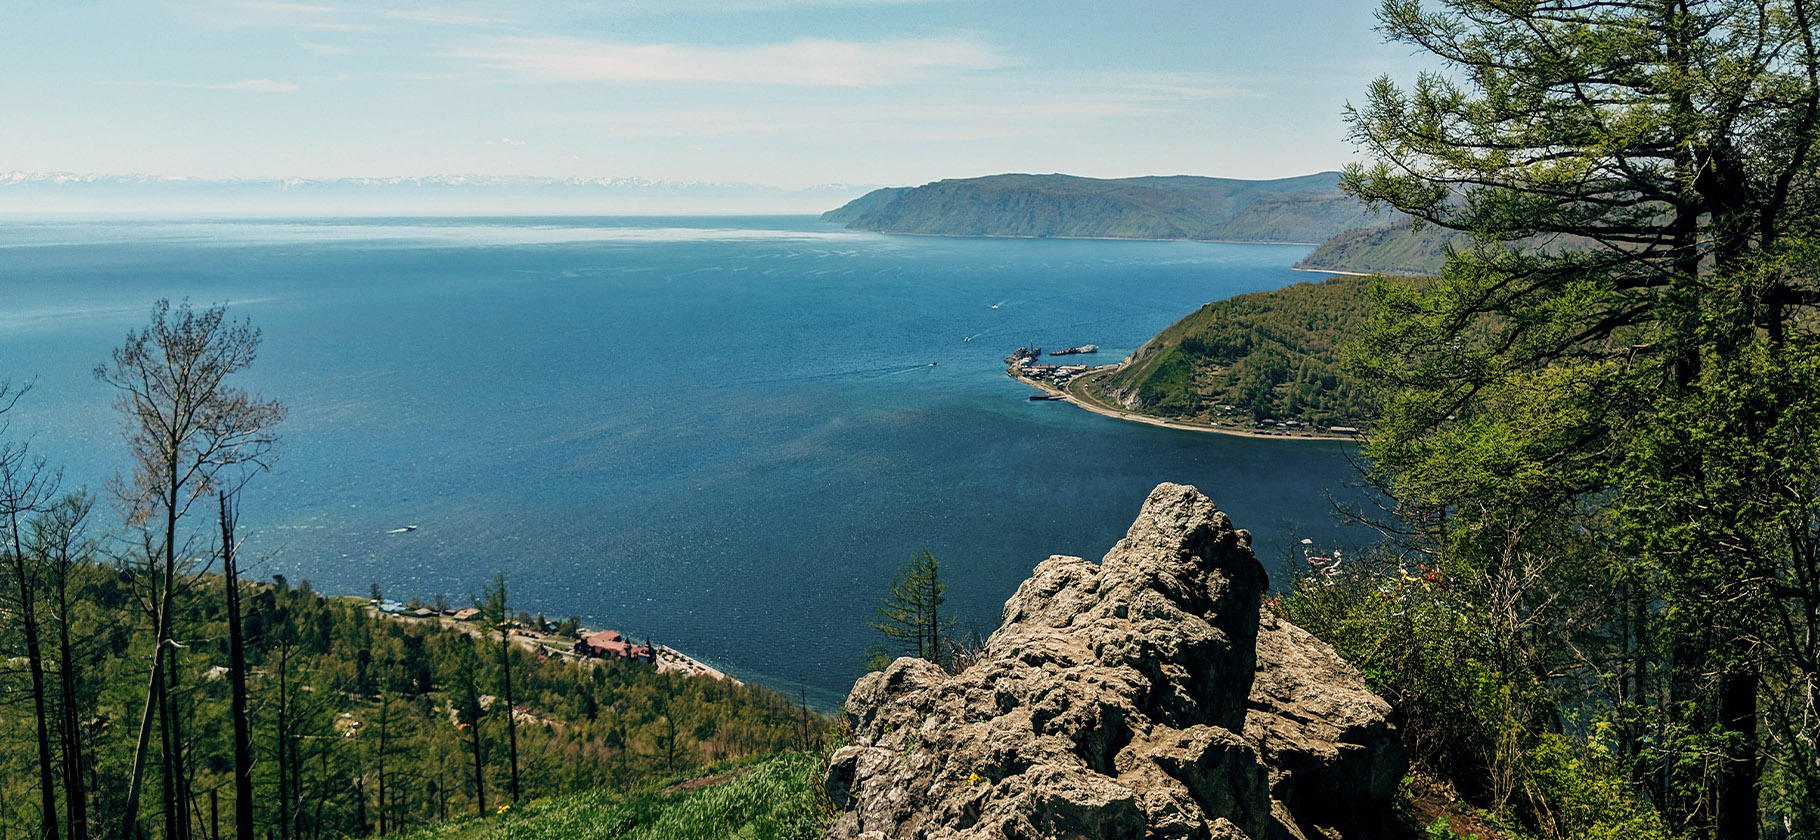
0;547;813;839
1088;273;1375;429
822;172;1381;243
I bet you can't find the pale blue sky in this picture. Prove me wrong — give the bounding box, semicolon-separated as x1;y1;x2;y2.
2;1;1430;187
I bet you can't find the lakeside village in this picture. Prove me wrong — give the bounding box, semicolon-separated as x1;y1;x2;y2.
363;596;738;684
1004;344;1098;400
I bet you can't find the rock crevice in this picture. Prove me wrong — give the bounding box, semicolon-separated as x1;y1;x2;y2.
826;483;1405;840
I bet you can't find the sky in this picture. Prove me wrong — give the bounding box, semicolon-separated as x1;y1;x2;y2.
1;1;1433;189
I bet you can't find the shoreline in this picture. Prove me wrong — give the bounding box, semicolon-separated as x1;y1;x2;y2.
1013;366;1362;442
362;600;740;684
839;227;1329;247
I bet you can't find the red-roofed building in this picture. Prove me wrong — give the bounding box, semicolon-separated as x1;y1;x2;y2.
574;630;656;663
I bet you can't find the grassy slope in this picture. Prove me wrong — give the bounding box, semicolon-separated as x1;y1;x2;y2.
394;751;830;840
1092;273;1377;428
1293;223;1462;275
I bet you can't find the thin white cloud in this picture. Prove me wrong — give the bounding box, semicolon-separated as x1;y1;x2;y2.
93;79;301;93
182;0;373;31
556;93;1171;143
608;0;958;9
486;138;528;145
382;9;520;27
296;39;354;55
452;35;1009;87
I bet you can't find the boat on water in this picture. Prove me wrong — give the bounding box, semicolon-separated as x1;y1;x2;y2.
1005;346;1042;364
1051;344;1098;356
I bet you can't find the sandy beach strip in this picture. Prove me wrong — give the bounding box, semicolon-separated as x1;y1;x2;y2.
1012;366;1362;442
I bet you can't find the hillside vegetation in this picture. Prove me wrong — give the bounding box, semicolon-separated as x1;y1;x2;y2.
1088;273;1376;429
0;564;816;839
822;172;1386;243
1292;223;1462;275
390;750;829;840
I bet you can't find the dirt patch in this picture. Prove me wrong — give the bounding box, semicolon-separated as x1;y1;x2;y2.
1404;774;1507;840
660;765;755;797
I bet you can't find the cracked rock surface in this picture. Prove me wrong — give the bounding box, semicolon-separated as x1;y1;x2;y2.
826;483;1405;840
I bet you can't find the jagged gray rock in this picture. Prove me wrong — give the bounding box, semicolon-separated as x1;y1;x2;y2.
826;483;1404;840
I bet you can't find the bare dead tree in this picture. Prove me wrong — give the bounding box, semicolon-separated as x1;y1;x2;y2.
96;300;284;839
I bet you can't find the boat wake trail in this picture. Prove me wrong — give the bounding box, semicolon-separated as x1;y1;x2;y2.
740;363;939;386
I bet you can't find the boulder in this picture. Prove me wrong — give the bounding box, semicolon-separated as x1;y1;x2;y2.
1247;611;1407;840
825;483;1405;840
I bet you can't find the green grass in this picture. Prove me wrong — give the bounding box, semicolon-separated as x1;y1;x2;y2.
1091;273;1377;428
392;751;831;840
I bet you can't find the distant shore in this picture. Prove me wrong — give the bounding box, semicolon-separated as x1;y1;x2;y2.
845;227;1329;247
1012;366;1363;442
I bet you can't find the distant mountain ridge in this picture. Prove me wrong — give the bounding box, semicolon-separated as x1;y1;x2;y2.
1292;223;1462;275
821;172;1392;244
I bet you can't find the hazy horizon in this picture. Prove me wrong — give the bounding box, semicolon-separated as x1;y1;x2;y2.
4;2;1431;192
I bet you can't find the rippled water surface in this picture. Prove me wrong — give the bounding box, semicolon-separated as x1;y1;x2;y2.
0;216;1376;704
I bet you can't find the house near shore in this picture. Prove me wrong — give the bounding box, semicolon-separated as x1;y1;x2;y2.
450;607;481;622
574;629;656;663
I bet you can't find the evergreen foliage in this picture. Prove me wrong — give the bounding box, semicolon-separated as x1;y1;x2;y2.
863;550;955;670
1331;0;1820;835
0;561;813;839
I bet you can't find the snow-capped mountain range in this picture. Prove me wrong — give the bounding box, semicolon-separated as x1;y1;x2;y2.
0;172;879;215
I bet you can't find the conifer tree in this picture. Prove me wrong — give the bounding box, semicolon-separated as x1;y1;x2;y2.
866;550;955;668
1344;1;1820;834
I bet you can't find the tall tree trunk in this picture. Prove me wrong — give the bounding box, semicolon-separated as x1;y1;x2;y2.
375;697;388;837
220;493;255;840
500;636;520;803
277;641;291;840
1715;664;1760;840
160;669;180;840
166;641;195;840
8;514;61;840
120;476;183;838
54;552;88;840
469;720;486;816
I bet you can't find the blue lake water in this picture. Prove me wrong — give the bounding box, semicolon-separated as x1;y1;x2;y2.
0;216;1377;706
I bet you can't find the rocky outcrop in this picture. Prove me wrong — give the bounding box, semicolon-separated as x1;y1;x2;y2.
826;483;1404;840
